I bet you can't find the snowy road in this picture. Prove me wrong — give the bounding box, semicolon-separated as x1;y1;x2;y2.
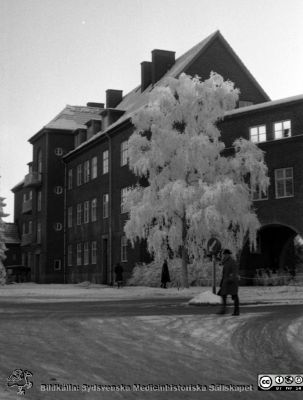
0;300;302;399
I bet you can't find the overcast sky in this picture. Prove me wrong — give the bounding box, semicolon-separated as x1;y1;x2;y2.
1;0;303;221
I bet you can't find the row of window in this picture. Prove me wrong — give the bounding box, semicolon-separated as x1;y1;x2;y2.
67;237;128;266
253;167;294;200
67;189;129;227
68;140;129;189
22;221;42;243
250;119;291;143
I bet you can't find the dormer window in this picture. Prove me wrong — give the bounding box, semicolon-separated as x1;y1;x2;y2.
274;120;291;139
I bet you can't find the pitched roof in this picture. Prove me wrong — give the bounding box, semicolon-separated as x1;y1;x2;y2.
65;30;270;156
3;223;20;244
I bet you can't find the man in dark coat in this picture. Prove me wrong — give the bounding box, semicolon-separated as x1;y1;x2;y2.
114;263;123;288
217;249;240;315
160;259;170;289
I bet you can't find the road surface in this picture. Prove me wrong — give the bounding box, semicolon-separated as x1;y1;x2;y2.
0;298;302;399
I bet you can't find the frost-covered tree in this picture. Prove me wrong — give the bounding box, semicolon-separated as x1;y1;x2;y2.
124;73;269;287
0;196;8;285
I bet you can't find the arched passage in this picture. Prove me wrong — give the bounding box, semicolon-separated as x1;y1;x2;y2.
240;224;298;284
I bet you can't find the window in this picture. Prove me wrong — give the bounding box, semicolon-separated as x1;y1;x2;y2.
68;245;73;266
54;222;63;231
253;186;268;201
121;236;128;262
275;168;294;198
103;150;109;174
54;147;63;156
274;120;291;139
91;157;98;179
28;221;32;234
68;169;73;190
121;188;129;214
84;201;89;224
91;198;97;222
29;190;32;200
76;243;82;266
22;223;26;235
77;203;82;225
23;194;26;203
84;242;89;265
54;186;63;195
83;160;90;183
68;206;73;228
37;222;41;243
37;149;42;174
103;193;109;218
91;241;97;264
77;164;82;186
37;191;42;211
54;259;62;271
249;125;266;143
121;140;128;166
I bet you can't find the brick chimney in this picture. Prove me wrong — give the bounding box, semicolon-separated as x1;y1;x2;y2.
151;49;175;85
141;61;152;92
106;89;123;109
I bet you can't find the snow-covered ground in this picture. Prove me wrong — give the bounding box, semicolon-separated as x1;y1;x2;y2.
0;282;302;305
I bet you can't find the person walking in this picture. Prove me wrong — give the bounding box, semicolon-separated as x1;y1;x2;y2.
217;249;240;316
160;259;170;289
114;263;124;288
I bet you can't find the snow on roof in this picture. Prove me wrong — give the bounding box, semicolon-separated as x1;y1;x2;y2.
225;94;303;117
3;223;20;244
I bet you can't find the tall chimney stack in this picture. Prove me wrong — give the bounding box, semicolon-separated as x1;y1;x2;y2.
151;49;175;85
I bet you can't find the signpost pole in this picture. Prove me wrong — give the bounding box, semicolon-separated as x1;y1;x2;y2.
212;255;216;294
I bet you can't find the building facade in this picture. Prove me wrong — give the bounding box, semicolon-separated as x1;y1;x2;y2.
11;31;303;283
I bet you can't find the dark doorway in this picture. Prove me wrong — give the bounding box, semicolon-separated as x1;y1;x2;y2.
240;224;297;284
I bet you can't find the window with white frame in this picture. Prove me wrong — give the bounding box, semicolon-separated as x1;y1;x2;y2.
67;206;73;228
91;241;97;264
68;245;73;266
121;188;129;214
274;120;291;139
249;125;266;143
54;147;63;156
77;164;82;186
54;222;63;231
37;191;42;211
121;236;128;262
103;150;109;174
275;168;294;198
84;242;89;265
253;185;268;201
83;160;90;183
37;222;41;243
103;193;109;218
91;156;98;179
84;201;89;224
91;198;97;222
68;169;73;190
77;203;82;225
121;140;128;166
54;186;63;195
76;243;82;266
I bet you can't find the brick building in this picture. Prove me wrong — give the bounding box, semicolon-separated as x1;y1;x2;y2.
10;31;303;283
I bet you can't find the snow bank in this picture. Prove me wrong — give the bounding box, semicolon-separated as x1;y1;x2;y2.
188;290;221;305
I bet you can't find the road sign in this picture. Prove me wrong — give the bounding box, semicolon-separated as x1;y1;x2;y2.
207;238;221;255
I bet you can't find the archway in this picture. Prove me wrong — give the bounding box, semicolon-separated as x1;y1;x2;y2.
240;224;298;284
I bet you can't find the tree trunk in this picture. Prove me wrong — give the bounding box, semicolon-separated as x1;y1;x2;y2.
181;214;189;288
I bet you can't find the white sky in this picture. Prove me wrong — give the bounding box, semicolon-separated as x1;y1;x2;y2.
1;0;303;221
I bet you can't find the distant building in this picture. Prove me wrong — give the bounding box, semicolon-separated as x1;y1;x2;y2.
11;31;303;283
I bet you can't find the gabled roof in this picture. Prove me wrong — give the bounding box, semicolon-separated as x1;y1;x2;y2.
3;223;20;244
65;30;270;157
11;179;24;192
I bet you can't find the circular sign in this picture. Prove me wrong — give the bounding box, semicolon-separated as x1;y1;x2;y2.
207;238;222;255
